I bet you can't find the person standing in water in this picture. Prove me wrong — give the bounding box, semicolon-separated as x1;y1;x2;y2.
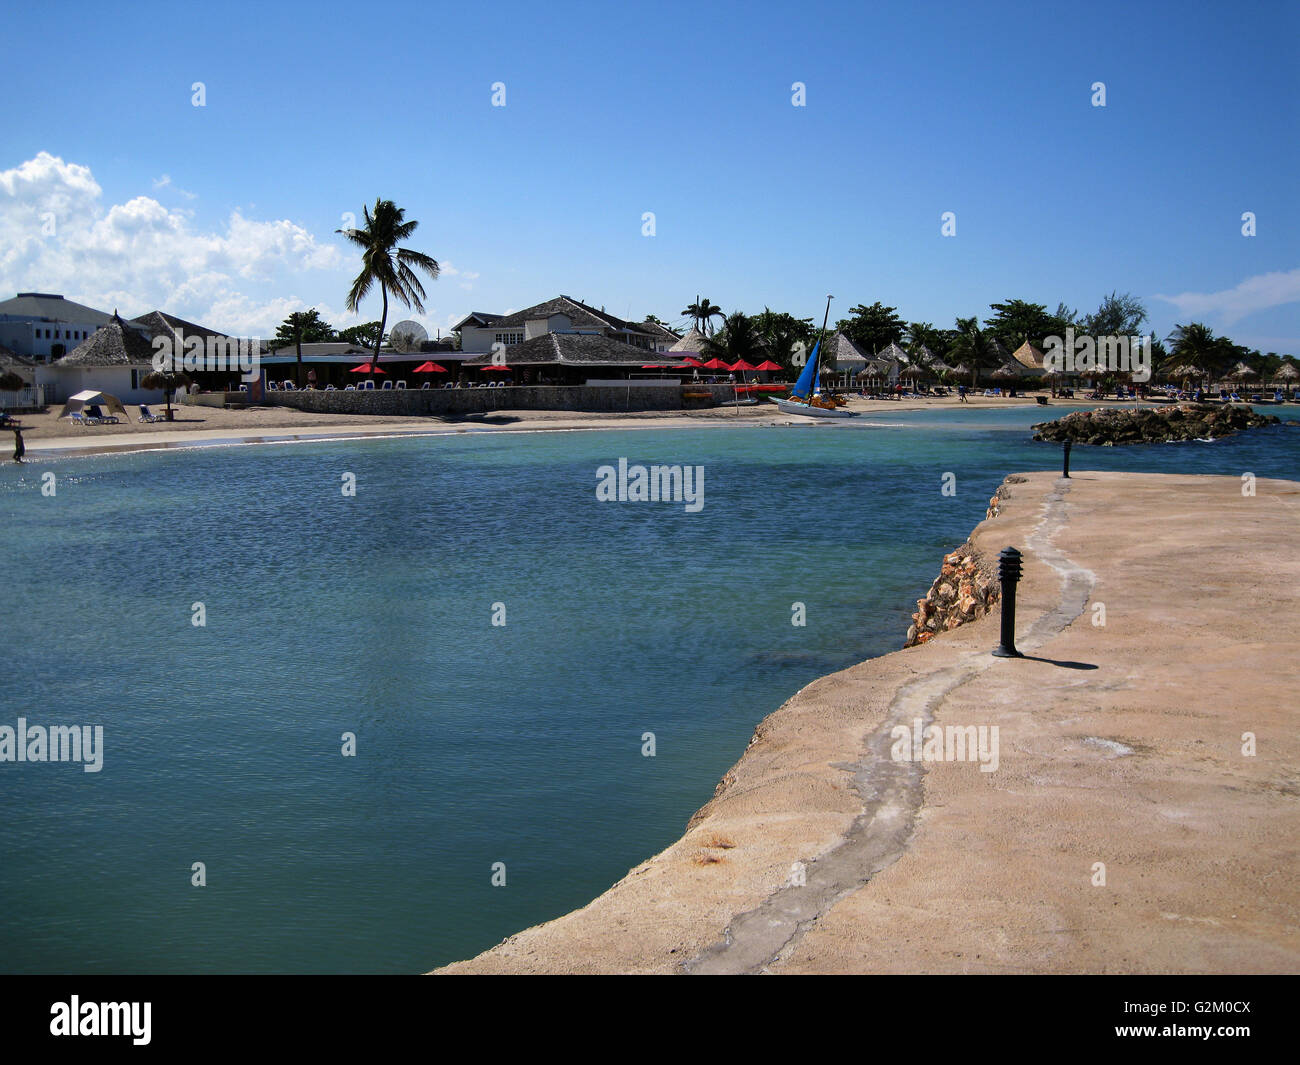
12;426;25;463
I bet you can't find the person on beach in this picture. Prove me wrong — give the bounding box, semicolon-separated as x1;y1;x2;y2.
12;426;25;463
957;384;968;403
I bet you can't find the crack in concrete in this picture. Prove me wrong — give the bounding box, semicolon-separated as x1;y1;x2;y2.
683;477;1097;974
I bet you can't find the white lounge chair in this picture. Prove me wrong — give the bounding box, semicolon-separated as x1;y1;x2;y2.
382;380;394;390
395;380;406;389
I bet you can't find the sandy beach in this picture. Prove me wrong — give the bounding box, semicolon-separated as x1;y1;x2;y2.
434;469;1300;974
10;392;1131;458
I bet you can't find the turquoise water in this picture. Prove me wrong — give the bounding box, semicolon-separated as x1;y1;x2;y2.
1;406;1297;973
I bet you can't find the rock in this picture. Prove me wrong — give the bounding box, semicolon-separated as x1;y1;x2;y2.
1031;402;1280;446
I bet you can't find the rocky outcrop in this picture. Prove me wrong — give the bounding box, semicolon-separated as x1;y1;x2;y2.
985;474;1026;519
905;543;999;647
1032;403;1280;445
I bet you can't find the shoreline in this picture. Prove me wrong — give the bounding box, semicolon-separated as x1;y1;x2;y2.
434;470;1300;974
10;395;1155;461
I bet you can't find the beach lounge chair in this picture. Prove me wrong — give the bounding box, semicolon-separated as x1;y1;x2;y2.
69;411;92;426
382;380;394;390
1229;392;1243;402
395;380;406;389
345;384;356;391
266;381;277;392
325;384;337;391
283;381;296;391
138;404;159;422
421;381;431;390
87;404;118;424
362;380;375;390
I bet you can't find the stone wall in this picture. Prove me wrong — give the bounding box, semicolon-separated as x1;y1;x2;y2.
903;474;1024;647
254;383;744;416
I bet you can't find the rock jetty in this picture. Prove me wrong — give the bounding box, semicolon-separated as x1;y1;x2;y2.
1032;403;1280;445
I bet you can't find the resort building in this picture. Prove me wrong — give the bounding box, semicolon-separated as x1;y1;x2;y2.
0;292;114;361
43;312;161;403
455;296;675;355
462;331;679;385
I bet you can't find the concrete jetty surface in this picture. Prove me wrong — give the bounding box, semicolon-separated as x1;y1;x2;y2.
436;471;1300;974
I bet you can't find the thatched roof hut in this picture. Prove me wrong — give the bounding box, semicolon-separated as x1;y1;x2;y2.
669;327;708;353
1009;340;1048;377
1274;362;1299;381
57;313;156;367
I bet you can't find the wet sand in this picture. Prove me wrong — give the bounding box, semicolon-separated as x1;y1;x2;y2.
434;471;1300;974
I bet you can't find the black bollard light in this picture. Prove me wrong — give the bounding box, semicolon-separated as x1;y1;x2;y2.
1062;438;1072;478
991;546;1024;658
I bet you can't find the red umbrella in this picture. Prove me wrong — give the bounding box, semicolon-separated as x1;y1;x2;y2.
701;358;731;370
677;356;705;368
729;360;758;372
350;363;386;373
755;360;783;371
642;363;668;369
412;361;447;373
481;363;511;372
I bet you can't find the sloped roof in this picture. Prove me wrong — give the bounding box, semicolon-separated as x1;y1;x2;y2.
669;326;708;352
0;292;114;324
0;342;36;369
1010;340;1046;372
131;310;228;345
486;295;652;335
638;320;681;342
875;341;910;363
56;313;157;367
915;344;954;373
463;332;658;367
452;311;504;330
822;332;869;368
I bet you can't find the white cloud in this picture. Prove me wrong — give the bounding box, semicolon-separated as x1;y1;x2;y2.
1155;268;1300;324
0;152;341;334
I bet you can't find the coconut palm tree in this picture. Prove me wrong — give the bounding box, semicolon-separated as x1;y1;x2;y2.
681;296;725;336
947;316;995;386
701;311;767;364
338;199;440;370
1165;322;1217;381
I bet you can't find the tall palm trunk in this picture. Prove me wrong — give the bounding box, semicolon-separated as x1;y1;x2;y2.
372;285;389;371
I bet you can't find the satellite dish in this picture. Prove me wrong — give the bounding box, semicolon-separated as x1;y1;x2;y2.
389;320;428;353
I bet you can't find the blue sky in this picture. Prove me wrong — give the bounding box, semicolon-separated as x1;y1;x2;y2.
2;0;1297;351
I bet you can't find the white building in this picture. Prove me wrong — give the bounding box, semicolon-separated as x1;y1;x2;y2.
0;292;114;362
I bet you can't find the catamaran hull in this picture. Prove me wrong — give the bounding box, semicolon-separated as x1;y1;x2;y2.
774;398;858;418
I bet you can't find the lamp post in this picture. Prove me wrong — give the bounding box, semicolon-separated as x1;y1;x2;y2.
991;547;1024;658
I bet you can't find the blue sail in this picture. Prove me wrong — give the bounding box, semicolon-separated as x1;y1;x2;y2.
790;340;820;400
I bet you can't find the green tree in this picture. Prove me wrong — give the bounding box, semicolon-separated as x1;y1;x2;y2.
836;302;904;354
1164;322;1221;379
275;309;336;387
337;322;387;349
681;296;725;336
752;307;814;371
701;311;767;364
984;299;1072;350
1083;292;1148;337
948;316;997;385
338;199;441;369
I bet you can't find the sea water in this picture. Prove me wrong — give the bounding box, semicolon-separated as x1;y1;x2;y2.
1;406;1296;972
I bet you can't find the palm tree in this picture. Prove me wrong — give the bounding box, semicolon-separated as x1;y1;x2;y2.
701;312;766;364
682;296;725;336
948;316;995;386
338;199;440;370
1165;322;1217;382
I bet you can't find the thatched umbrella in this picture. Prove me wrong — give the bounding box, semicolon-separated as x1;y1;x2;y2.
1230;362;1258;380
1274;362;1299;382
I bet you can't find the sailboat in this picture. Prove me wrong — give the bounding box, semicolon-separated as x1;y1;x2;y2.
773;295;858;418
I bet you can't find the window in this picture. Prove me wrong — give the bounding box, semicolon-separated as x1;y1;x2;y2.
494;332;523;346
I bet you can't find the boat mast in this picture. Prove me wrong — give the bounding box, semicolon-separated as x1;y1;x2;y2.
812;294;832;397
